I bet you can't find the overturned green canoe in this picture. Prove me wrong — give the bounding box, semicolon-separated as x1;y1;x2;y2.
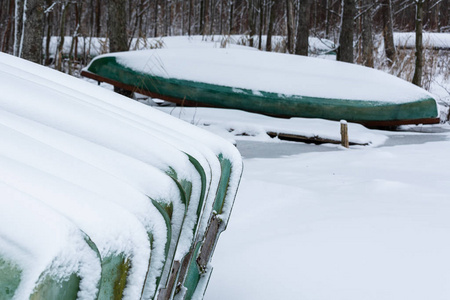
82;48;439;127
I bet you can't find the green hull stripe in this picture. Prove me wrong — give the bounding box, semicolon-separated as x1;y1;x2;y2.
87;56;438;122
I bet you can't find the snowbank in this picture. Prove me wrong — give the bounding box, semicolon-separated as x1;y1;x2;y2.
155;106;388;147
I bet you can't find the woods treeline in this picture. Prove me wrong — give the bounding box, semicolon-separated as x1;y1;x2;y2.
0;0;448;84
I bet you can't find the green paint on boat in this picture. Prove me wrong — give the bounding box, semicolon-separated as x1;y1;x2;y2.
151;199;173;258
165;167;190;207
30;273;81;300
213;155;232;214
98;254;131;300
86;56;438;123
150;199;173;298
186;154;208;234
0;257;21;300
181;156;234;300
183;243;202;300
28;233;102;300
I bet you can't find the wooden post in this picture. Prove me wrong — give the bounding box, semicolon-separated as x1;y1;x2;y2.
340;120;349;148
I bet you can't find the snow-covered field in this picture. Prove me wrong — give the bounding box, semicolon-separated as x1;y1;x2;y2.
203;126;450;300
139;103;450;300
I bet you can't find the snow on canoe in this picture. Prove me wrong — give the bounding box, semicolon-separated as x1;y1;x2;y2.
0;52;243;300
0;182;102;300
82;47;439;127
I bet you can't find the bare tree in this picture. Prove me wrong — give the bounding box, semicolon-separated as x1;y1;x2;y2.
360;0;374;67
108;0;130;96
248;0;256;47
381;0;395;64
412;0;423;87
337;0;355;63
55;1;69;71
21;0;45;64
107;0;128;53
13;0;24;56
266;0;277;52
1;0;14;53
438;0;448;32
295;0;312;56
286;0;295;53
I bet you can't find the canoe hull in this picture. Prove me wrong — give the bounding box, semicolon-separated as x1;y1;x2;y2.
82;56;439;127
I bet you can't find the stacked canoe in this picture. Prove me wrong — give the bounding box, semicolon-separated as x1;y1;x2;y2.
0;52;242;300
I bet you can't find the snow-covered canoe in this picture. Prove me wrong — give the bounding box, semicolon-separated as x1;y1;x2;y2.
0;52;242;300
81;48;439;127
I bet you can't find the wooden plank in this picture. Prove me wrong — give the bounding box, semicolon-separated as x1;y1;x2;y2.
196;214;221;273
266;131;369;146
157;260;181;300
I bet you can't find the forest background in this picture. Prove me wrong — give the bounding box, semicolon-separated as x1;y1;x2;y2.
0;0;448;101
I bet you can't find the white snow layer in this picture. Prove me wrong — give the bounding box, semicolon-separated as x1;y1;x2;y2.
394;32;450;49
43;35;334;57
106;46;434;103
0;182;101;300
205;135;450;300
156;106;388;147
0;51;242;299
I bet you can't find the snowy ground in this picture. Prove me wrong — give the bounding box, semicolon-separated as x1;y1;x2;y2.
82;35;450;299
139;103;450;300
203;125;450;300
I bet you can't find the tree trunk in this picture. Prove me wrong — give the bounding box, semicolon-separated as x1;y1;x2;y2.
361;0;374;67
154;0;158;37
248;0;255;47
325;0;331;38
203;0;209;35
2;0;14;53
108;0;128;53
44;0;53;66
108;0;131;96
164;0;171;36
266;0;276;52
229;0;234;34
210;0;215;35
337;0;355;63
381;0;395;64
438;0;448;32
95;0;101;36
219;0;223;34
14;0;24;56
412;0;423;87
295;0;312;56
258;0;263;50
286;0;295;53
55;2;68;71
188;0;192;36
